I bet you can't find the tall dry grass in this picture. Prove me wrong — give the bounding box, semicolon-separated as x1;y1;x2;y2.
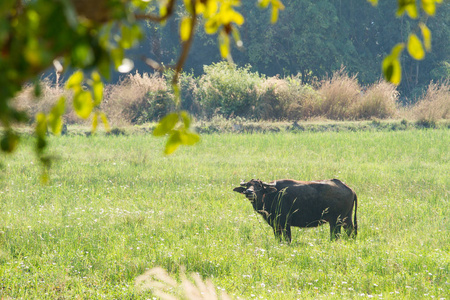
256;76;322;120
12;78;79;125
102;72;175;125
354;80;399;119
318;68;361;120
410;80;450;122
135;267;231;300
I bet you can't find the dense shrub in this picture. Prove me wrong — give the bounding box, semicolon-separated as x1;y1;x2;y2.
285;78;322;120
196;62;263;118
354;80;399;119
256;76;322;120
255;77;290;120
179;72;201;116
103;72;175;125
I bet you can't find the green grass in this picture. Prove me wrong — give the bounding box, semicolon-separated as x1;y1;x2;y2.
1;129;449;299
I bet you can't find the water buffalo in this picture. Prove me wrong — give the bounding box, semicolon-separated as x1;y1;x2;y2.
233;179;357;242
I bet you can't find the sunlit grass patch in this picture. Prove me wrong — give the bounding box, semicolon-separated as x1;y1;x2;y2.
0;130;449;298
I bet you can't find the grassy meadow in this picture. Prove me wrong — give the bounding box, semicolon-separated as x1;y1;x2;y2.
0;129;449;299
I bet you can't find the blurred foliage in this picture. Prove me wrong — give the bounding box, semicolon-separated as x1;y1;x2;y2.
0;0;282;170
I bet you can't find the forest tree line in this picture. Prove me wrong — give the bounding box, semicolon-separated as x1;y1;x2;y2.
130;0;450;101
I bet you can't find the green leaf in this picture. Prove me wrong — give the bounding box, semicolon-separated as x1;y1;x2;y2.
407;33;425;60
270;6;279;24
24;37;42;67
100;112;111;132
397;0;418;18
91;71;103;106
180;17;192;41
421;0;436;15
73;91;94;119
270;1;285;24
98;55;111;80
48;96;66;135
165;131;182;155
172;83;180;106
180;111;191;129
110;48;124;69
72;43;94;66
35;112;48;138
258;0;271;8
1;131;19;153
48;116;63;136
382;58;402;86
219;31;230;58
367;0;378;6
390;43;405;58
419;23;432;51
153;113;179;136
382;43;404;85
231;27;242;45
205;18;219;34
120;26;133;49
36;136;47;152
66;71;84;90
40;170;50;185
92;112;99;133
119;25;142;49
180;130;200;146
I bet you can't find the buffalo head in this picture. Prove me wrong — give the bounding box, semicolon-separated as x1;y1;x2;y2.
233;179;277;211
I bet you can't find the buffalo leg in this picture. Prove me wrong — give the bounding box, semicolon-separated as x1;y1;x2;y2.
284;225;292;243
273;225;283;241
329;218;342;240
272;224;291;243
343;213;356;238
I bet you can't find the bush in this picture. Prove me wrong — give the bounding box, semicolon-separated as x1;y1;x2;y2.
354;80;398;119
318;68;361;120
12;77;79;124
255;77;290;120
103;72;175;125
179;72;201;116
196;62;263;118
256;76;322;120
411;81;450;122
12;65;448;126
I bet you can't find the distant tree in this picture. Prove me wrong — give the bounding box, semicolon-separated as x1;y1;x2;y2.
240;0;356;82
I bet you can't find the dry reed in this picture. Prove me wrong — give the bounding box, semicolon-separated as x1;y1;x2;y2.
318;68;361;120
411;81;450;122
135;267;231;300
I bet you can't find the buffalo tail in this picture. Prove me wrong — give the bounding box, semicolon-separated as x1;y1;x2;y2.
354;194;358;237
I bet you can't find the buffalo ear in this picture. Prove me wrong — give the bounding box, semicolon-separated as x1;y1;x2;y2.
233;187;246;193
264;186;277;194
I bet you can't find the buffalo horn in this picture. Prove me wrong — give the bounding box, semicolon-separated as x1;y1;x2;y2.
263;181;276;186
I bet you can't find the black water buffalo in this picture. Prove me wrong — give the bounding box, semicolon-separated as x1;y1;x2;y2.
233;179;357;242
